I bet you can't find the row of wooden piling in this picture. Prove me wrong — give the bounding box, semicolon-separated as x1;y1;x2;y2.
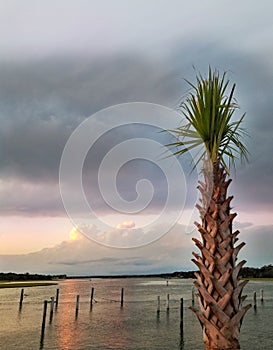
19;288;60;309
40;289;60;346
156;295;184;338
156;288;265;318
16;285;264;347
156;287;195;315
20;286;124;308
19;287;265;312
39;287;124;347
156;293;173;314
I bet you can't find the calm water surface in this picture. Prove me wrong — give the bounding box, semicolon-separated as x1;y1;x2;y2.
0;278;273;349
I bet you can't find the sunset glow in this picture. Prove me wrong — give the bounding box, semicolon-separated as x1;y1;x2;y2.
69;227;81;241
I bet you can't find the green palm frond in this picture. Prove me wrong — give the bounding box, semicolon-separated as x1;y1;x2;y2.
168;67;248;170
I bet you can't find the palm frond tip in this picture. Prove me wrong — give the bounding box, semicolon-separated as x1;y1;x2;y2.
171;68;248;169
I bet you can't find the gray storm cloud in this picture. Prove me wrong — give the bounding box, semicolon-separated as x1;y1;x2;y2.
1;0;273;274
0;47;273;216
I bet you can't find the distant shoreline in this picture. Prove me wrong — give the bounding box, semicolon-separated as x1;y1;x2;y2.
1;265;273;286
1;277;273;289
66;271;195;279
0;281;58;289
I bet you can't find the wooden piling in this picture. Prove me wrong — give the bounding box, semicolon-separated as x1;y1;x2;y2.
75;295;80;318
260;289;264;302
180;298;184;342
166;294;170;313
191;286;195;305
121;287;124;307
253;291;257;310
90;287;94;310
180;298;184;324
49;297;54;323
157;296;160;315
19;288;24;308
40;300;48;345
55;288;59;309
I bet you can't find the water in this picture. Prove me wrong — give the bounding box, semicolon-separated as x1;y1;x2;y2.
0;278;273;349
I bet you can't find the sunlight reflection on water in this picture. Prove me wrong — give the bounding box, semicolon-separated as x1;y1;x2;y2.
0;278;273;349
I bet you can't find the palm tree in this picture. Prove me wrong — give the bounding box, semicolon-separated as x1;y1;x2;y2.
170;68;251;349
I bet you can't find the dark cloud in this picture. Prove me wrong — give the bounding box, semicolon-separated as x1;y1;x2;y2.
0;43;273;216
0;56;179;180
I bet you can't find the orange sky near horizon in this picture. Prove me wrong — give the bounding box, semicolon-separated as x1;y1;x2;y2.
1;209;273;255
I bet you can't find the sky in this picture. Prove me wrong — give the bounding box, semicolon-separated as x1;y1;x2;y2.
0;0;273;275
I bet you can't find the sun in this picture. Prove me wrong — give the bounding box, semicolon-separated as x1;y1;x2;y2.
69;227;80;241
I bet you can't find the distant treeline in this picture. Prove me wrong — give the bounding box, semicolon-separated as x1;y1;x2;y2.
165;265;273;279
67;265;273;279
160;271;195;279
1;265;273;281
0;272;67;281
240;265;273;278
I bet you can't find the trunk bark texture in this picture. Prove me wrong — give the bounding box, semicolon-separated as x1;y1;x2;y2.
190;159;251;350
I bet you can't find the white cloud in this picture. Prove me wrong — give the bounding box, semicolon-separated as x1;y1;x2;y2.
1;1;272;60
116;220;135;229
0;223;194;275
0;222;271;275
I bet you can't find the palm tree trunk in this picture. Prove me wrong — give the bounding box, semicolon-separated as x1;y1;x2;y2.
190;159;251;350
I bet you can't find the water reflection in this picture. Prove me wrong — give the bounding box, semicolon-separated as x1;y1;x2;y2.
55;279;131;350
56;280;79;350
95;280;130;349
180;321;184;350
156;311;160;326
17;306;23;318
3;279;273;349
